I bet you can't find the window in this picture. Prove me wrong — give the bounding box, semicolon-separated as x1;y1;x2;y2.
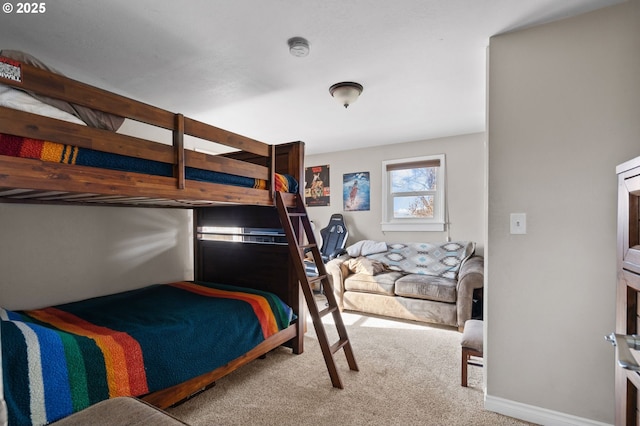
381;154;446;232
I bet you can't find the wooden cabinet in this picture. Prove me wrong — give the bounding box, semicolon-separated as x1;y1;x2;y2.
616;157;640;425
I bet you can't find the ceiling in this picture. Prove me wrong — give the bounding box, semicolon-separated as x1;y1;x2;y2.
0;0;623;155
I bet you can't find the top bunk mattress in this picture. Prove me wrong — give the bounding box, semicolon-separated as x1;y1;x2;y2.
0;132;298;194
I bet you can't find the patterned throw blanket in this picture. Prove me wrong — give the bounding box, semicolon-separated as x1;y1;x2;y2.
366;241;475;279
1;281;294;425
0;133;299;193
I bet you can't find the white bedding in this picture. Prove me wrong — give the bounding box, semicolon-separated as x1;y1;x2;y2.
0;82;233;153
0;83;86;125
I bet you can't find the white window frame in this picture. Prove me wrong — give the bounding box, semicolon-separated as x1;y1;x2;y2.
381;154;446;232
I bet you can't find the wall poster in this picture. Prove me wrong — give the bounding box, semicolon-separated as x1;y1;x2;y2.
343;171;370;211
305;164;330;206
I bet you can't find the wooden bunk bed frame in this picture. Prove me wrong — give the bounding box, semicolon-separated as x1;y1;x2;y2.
0;55;306;410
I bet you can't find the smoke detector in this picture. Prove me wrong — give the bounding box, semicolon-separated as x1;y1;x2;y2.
288;37;310;57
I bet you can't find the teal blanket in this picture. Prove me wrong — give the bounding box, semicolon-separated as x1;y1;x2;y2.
1;281;293;425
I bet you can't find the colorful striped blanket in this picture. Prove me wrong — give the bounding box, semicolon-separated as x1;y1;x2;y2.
0;133;299;193
1;281;294;425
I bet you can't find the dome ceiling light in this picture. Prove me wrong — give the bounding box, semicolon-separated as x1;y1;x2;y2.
329;82;364;109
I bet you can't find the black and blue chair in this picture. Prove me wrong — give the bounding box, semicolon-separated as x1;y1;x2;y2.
304;214;349;288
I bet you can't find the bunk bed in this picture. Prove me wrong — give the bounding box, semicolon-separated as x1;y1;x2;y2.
0;52;306;425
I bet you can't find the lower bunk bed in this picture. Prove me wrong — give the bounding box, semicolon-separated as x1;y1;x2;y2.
1;280;298;426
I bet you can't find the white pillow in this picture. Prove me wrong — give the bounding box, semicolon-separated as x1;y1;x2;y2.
0;83;86;125
346;240;388;257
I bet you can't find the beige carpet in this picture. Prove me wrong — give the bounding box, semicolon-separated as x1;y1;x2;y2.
167;307;533;426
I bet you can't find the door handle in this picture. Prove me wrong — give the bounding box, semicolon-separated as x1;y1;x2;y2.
606;333;640;371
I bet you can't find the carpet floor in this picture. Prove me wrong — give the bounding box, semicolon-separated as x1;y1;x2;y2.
167;304;534;426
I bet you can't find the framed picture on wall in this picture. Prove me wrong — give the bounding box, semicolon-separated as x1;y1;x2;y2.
305;164;330;206
343;171;370;211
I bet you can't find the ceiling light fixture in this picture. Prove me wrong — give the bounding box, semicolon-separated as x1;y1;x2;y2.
288;37;310;57
329;82;364;108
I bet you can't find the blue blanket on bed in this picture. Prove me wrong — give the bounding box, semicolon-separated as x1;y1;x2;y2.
0;133;299;193
1;281;294;425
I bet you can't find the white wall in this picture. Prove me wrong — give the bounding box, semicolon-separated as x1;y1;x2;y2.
0;204;193;310
487;1;640;424
305;132;485;254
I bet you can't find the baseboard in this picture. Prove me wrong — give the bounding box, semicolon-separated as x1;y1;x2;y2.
485;395;612;426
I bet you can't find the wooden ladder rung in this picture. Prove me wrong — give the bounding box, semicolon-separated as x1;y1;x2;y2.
308;275;326;285
318;305;338;318
330;338;349;354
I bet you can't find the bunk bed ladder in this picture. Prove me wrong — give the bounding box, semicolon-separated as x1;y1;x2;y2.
275;191;358;389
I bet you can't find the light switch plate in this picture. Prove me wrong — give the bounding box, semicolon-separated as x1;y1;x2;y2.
510;213;527;234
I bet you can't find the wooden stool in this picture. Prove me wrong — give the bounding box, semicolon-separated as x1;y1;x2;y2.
461;319;483;387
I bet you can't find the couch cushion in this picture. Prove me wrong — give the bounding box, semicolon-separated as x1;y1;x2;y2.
344;271;403;295
394;273;457;303
342;292;458;327
461;319;484;352
368;241;474;279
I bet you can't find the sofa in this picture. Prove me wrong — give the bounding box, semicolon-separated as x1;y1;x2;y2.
325;240;484;331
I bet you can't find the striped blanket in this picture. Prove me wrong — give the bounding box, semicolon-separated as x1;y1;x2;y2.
0;133;299;193
1;281;294;425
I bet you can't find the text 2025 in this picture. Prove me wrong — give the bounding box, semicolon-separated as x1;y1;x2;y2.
16;2;46;13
